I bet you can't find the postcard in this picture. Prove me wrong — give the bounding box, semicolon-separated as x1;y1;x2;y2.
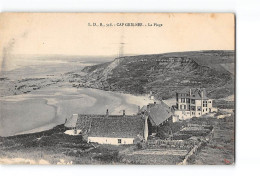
0;13;235;165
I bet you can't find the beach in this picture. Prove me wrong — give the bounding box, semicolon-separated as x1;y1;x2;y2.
0;85;154;137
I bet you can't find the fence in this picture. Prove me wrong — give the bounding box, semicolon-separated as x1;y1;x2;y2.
147;139;198;149
178;127;215;165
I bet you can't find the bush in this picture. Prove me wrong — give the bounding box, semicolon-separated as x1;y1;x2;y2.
157;121;187;139
94;151;121;163
137;142;144;149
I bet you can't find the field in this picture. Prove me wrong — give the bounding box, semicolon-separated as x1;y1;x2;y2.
187;116;235;165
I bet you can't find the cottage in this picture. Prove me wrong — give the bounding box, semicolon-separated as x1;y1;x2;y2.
84;115;148;145
65;110;148;145
174;88;213;119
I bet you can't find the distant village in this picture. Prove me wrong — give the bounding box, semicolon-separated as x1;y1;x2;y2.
65;88;220;146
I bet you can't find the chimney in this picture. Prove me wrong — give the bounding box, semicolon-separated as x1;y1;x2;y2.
123;110;125;116
143;115;148;141
106;109;109;116
201;89;203;115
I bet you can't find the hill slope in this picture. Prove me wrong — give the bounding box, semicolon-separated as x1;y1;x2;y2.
73;50;234;100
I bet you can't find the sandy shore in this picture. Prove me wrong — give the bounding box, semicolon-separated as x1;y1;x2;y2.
0;85;154;137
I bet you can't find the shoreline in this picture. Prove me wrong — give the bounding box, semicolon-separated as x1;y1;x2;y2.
0;86;154;137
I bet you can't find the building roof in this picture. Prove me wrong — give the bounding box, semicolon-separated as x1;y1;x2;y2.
177;88;209;100
81;115;145;138
65;114;78;128
147;103;173;126
162;99;176;107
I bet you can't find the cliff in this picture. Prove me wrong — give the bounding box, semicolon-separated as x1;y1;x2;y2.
76;50;234;100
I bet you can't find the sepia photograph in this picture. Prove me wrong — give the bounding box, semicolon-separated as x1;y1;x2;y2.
0;13;235;165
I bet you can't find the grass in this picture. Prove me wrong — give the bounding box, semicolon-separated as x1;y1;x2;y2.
187;117;235;165
121;153;184;165
156;121;187;139
0;125;135;164
0;125;94;164
0;113;235;165
79;50;235;100
213;99;235;109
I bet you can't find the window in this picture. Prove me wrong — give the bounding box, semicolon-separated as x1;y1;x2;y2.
197;106;201;111
191;99;195;104
191;106;196;111
181;98;185;103
203;101;208;107
184;105;186;109
208;101;211;103
186;98;190;103
206;108;208;111
118;139;121;144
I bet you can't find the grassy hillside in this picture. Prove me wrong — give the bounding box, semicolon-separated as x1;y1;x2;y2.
73;50;235;100
0;124;128;164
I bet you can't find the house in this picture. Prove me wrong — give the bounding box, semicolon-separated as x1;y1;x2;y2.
140;102;176;135
65;110;148;145
83;115;148;145
174;88;213;119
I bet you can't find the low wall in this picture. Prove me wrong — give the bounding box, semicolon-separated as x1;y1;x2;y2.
147;139;198;150
87;136;135;145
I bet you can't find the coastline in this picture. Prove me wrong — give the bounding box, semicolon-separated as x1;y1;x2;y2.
0;86;154;137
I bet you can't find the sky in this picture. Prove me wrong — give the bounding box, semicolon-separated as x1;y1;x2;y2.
0;13;235;70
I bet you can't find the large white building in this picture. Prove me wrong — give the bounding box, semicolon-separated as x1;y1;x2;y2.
174;88;213;120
